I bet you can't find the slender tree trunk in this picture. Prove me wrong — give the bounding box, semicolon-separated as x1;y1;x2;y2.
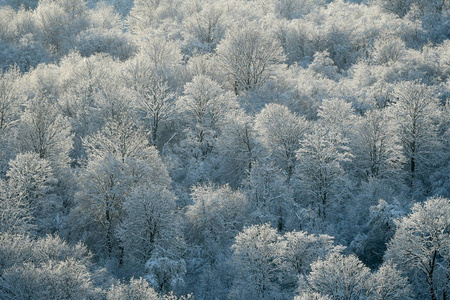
106;207;112;256
320;191;327;220
119;244;124;265
151;111;159;146
410;146;415;179
427;250;437;300
278;204;283;232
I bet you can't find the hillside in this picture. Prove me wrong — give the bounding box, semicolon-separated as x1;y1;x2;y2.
0;0;449;299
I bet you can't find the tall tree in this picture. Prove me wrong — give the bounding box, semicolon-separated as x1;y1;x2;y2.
254;103;308;180
177;75;238;160
229;224;284;300
0;66;22;174
365;261;413;300
317;98;355;139
384;196;450;300
281;230;343;293
185;183;248;261
243;161;295;232
182;1;226;54
73;115;172;259
300;252;371;300
352;108;404;180
73;154;128;258
34;0;89;54
107;278;159;300
215;110;260;185
295;125;352;220
116;185;181;267
0;233;101;300
123;56;177;147
184;183;249;298
1;153;59;234
16;95;73;170
390;81;442;189
216;23;285;93
0;66;22;132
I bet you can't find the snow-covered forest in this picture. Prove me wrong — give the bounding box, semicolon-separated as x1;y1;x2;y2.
0;0;449;299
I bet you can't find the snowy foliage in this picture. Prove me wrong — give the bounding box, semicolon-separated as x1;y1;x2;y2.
0;0;448;298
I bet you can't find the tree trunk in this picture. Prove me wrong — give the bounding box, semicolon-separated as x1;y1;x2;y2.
427;250;437;300
106;208;112;256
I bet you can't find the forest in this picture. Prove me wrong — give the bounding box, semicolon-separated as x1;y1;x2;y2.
0;0;449;299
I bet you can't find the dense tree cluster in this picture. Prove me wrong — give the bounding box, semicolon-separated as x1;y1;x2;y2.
0;0;449;299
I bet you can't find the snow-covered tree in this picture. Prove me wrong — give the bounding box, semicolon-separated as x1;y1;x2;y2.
385;196;450;300
0;233;100;300
229;224;284;300
177;75;238;159
57;52;122;161
0;179;33;234
370;35;406;66
73;114;172;259
127;0;182;35
392;81;440;180
0;233;91;271
136;35;182;73
107;277;159;300
352;108;404;180
186;183;248;260
73;154;128;258
308;51;340;81
0;66;22;132
282;231;343;285
34;0;89;54
75;2;136;60
317;98;356;139
0;258;99;300
123;57;177;147
182;1;227;54
390;81;442;189
216;23;285;93
145;254;187;293
215;110;260;185
83;116;153;163
366;261;413;300
255;103;308;180
1;153;59;234
116;185;180;266
300;252;371;300
294;293;331;300
73;155;171;260
295;125;352;220
93;78;133;125
243;162;295;232
16;96;73;170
